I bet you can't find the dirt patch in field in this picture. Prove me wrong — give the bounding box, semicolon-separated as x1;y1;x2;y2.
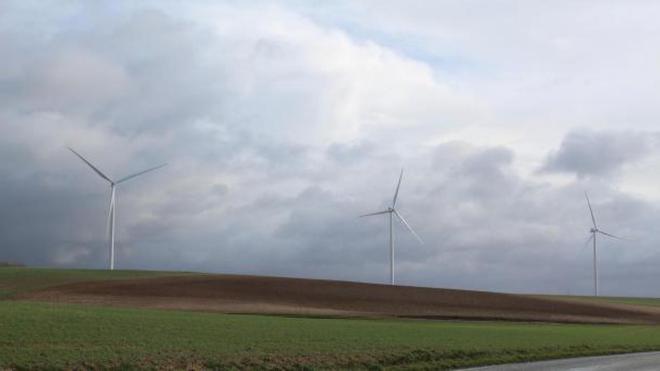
19;274;660;324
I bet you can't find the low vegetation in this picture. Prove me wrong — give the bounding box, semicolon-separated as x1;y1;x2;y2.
3;300;660;369
0;262;24;267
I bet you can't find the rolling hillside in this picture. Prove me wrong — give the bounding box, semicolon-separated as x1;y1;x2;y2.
8;267;660;324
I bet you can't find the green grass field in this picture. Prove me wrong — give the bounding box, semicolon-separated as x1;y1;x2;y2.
4;301;660;370
4;267;660;369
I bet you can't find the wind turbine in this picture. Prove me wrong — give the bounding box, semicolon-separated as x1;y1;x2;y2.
360;169;423;285
68;147;166;270
584;192;624;296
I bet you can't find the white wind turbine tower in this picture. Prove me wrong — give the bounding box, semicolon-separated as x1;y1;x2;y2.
360;169;423;285
68;147;166;270
584;192;624;296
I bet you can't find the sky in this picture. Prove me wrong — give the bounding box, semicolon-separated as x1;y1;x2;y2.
2;1;660;296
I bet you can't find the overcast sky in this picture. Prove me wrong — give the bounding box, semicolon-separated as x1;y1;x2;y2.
3;1;660;296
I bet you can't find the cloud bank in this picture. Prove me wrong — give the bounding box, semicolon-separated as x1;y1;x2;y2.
2;1;660;297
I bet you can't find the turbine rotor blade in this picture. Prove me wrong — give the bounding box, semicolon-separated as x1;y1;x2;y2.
584;191;598;228
116;163;167;184
68;147;113;184
598;230;626;241
359;210;390;218
584;234;594;248
393;209;423;245
392;169;404;207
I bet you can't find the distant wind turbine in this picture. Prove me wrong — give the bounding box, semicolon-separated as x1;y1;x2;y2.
360;169;423;285
584;192;624;296
68;147;166;270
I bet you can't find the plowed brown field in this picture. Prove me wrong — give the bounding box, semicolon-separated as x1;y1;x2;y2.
20;274;660;324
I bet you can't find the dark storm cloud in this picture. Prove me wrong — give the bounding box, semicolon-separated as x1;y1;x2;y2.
541;130;658;177
0;174;109;268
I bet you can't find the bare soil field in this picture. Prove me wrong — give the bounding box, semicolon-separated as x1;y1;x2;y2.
19;274;660;324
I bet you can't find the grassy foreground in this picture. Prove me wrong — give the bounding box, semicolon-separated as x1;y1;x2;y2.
3;301;660;370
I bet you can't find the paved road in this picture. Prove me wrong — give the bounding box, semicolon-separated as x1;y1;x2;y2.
462;351;660;370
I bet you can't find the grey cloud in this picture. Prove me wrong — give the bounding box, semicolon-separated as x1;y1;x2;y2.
0;175;109;269
326;141;376;164
3;2;660;298
541;130;657;177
